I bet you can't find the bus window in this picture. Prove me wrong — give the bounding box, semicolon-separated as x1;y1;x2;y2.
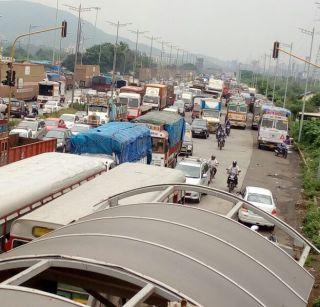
261;118;274;128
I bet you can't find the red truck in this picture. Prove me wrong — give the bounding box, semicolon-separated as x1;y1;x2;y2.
0;120;57;166
118;86;152;120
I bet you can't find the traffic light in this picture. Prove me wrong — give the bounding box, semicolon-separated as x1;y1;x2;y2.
10;70;16;87
273;41;280;59
1;70;10;86
61;21;67;38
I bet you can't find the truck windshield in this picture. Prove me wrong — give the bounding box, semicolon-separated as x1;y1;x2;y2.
261;118;274;129
128;98;139;108
39;84;53;96
228;105;237;112
239;105;247;113
254;106;261;115
152;137;165;154
202;110;219;118
88;105;108;113
143;96;159;105
119;97;128;105
275;119;288;131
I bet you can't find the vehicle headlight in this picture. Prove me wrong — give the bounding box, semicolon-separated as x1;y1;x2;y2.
187;145;192;149
57;142;63;147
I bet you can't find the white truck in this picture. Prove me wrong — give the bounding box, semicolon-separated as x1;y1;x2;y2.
8;163;185;249
37;80;65;108
0;153;108;251
201;99;222;133
181;92;193;111
205;78;224;99
258;107;291;149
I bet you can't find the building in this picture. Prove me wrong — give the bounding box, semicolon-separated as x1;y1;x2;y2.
74;64;100;88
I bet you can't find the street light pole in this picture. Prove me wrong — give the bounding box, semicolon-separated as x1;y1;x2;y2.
64;4;94;105
265;53;272;98
283;43;293;108
271;56;279;102
107;20;131;96
27;24;38;62
52;0;59;65
129;29;148;78
298;27;315;142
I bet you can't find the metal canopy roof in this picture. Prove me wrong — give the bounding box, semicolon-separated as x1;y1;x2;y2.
0;203;314;307
0;285;85;307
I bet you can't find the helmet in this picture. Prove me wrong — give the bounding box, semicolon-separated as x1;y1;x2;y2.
232;161;237;167
211;155;215;160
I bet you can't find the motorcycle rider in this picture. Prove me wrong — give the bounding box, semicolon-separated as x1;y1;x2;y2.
227;161;240;186
216;124;225;140
225;119;231;136
284;135;291;145
209;155;219;182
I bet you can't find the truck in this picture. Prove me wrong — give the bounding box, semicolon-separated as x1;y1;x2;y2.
201;98;222;133
227;100;248;129
74;64;100;88
7;163;185;250
205;78;224;99
0;152;108;251
71;122;152;164
142;84;167;110
91;74;112;92
252;100;273;129
258;106;291;149
118;86;151;120
181;92;193;111
135;111;185;167
0;121;57;166
37;80;65;108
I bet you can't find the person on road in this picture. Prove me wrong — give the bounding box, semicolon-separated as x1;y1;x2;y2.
227;160;241;186
216;124;225;140
209;155;219;182
284;135;291;145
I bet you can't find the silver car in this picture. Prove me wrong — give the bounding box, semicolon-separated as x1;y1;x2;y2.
175;157;210;202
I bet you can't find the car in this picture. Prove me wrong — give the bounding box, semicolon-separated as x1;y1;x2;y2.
43;101;62;114
43;128;72;152
9;128;33;138
191;118;209;138
71;123;90;135
173;100;185;116
60;114;79;129
175;157;210;202
3;98;29;118
238;186;277;228
45;118;67;131
0;98;7;114
17;118;47;139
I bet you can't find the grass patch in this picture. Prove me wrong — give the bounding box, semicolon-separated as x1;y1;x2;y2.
303;202;320;249
41;103;86;119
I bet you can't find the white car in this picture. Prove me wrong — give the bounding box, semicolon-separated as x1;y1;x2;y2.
175;157;210;202
60;114;79;129
238;186;277;228
43;101;62;114
9;128;32;138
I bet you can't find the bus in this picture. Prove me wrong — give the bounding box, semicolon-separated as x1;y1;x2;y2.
8;163;185;249
0;153;108;251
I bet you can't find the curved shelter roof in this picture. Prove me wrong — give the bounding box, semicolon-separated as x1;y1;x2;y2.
0;203;314;307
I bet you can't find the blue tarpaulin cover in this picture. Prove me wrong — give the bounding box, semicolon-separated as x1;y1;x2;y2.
71;122;152;164
135;111;185;147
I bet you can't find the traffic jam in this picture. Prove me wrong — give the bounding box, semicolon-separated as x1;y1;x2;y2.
0;70;309;306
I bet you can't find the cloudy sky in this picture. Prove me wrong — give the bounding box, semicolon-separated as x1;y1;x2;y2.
22;0;320;62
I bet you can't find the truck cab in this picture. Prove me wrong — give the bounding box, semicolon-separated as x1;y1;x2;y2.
37;80;63;108
142;84;167;110
227;101;248;129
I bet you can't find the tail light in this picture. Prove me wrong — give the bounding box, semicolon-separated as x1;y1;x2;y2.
271;208;277;216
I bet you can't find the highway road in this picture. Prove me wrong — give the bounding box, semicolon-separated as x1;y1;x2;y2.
182;109;301;247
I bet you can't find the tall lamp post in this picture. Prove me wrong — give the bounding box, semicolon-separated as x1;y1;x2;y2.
145;35;161;80
298;27;315;142
64;4;95;105
106;20;132;96
27;24;39;62
129;29;148;78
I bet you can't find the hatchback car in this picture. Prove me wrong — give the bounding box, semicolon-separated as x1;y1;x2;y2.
191;118;209;139
43;128;72;152
238;186;277;228
175;157;210;202
17;118;47;139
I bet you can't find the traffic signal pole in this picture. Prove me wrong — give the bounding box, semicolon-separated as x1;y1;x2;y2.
5;23;67;119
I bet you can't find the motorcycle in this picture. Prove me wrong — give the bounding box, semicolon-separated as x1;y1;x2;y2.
227;170;241;193
274;143;288;159
217;135;225;150
225;125;231;136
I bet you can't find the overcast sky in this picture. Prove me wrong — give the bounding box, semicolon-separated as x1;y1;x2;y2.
26;0;320;63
